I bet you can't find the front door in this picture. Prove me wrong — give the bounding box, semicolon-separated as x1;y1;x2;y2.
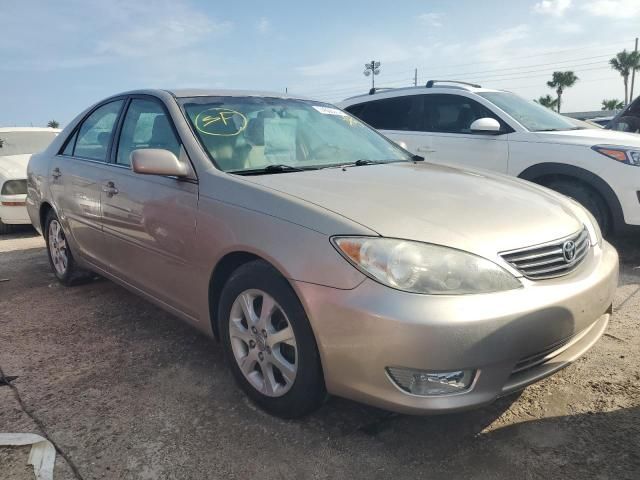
420;94;510;173
101;97;199;318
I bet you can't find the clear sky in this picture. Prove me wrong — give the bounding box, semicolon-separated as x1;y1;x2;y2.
1;0;639;126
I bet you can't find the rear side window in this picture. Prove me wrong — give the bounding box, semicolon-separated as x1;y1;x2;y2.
116;99;181;166
345;96;422;131
73;100;123;161
423;94;502;134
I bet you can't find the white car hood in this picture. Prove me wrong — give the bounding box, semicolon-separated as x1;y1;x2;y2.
534;128;640;148
0;154;30;179
244;161;583;260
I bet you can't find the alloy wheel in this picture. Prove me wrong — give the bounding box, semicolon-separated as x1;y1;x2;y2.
48;219;68;276
228;289;298;397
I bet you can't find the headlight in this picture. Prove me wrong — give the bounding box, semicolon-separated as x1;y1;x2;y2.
592;145;640;166
332;237;522;294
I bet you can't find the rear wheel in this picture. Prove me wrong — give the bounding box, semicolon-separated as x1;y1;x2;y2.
218;260;325;418
44;210;90;285
545;179;611;235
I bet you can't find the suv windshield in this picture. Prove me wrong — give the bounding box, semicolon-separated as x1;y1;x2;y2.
181;97;411;173
0;131;58;157
479;92;579;132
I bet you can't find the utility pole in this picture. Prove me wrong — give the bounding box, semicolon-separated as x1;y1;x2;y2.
630;37;638;104
414;68;418;87
363;60;381;91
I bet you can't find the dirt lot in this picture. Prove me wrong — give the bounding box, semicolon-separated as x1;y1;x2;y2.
1;228;639;480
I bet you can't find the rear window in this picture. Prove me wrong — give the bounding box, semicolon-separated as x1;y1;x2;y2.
0;131;58;156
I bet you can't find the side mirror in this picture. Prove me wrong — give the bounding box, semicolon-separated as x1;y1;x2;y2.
470;117;502;134
130;149;189;177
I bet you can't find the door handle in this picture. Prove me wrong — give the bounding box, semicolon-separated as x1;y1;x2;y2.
417;147;436;153
52;167;62;179
102;181;119;196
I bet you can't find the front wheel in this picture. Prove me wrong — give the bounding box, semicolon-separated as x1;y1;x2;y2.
546;179;611;235
218;260;325;418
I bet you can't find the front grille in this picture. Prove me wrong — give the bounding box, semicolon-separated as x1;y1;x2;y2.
500;228;589;280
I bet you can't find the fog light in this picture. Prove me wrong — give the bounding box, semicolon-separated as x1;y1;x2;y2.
386;367;475;396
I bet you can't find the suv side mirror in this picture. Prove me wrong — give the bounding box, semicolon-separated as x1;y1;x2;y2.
131;149;189;177
470;117;502;134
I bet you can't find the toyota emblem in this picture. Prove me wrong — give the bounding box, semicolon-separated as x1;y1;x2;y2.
562;240;576;263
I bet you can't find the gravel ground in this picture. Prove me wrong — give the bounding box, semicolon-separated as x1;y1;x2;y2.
0;228;639;479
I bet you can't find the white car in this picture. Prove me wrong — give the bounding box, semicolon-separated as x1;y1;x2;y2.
0;127;60;233
339;81;640;234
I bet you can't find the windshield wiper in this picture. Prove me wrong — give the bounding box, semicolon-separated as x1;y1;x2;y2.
230;164;317;175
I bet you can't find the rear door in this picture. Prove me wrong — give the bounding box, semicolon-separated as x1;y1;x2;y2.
100;96;199;317
49;99;124;266
344;95;431;154
420;94;510;173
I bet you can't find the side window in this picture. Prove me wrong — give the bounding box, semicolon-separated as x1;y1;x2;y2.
73;100;123;161
61;130;78;156
116;99;181;166
347;96;422;131
423;94;501;134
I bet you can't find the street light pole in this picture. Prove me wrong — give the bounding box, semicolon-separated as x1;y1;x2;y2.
363;60;381;91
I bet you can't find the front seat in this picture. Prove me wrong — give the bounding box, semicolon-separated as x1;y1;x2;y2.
149;115;179;155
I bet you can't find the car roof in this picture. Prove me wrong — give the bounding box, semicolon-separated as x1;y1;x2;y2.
0;127;61;133
166;88;314;100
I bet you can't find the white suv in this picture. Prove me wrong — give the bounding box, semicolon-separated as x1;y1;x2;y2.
338;81;640;234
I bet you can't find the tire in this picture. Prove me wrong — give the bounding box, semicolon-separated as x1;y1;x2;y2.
218;260;325;418
44;210;90;286
546;179;611;235
0;219;14;235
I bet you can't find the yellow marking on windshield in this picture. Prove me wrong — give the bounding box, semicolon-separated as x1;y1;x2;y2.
194;108;248;136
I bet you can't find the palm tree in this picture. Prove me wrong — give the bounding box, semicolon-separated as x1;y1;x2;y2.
47;120;60;129
601;99;624;111
534;95;558;110
547;71;578;113
609;49;640;105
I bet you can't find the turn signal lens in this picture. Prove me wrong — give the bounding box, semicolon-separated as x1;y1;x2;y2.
592;145;640;166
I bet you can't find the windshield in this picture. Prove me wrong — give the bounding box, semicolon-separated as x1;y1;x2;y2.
479;92;579;132
181;97;411;173
0;131;58;156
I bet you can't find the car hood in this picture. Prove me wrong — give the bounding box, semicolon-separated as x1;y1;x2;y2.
534;127;640;147
0;154;30;179
243;162;583;260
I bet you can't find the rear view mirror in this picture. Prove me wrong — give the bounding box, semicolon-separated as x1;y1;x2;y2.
130;149;189;177
470;117;502;134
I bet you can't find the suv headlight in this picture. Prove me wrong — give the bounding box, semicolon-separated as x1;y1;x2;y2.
592;145;640;166
332;237;521;294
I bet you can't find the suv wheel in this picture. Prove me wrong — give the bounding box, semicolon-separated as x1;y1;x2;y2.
546;179;611;235
218;260;325;418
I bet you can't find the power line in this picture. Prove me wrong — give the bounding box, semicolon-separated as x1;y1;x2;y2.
296;40;634;97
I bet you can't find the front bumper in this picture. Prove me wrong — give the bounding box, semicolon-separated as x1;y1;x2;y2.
0;194;30;225
294;241;618;414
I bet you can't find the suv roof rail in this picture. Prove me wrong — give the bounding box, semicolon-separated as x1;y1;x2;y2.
369;87;396;95
425;80;482;89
